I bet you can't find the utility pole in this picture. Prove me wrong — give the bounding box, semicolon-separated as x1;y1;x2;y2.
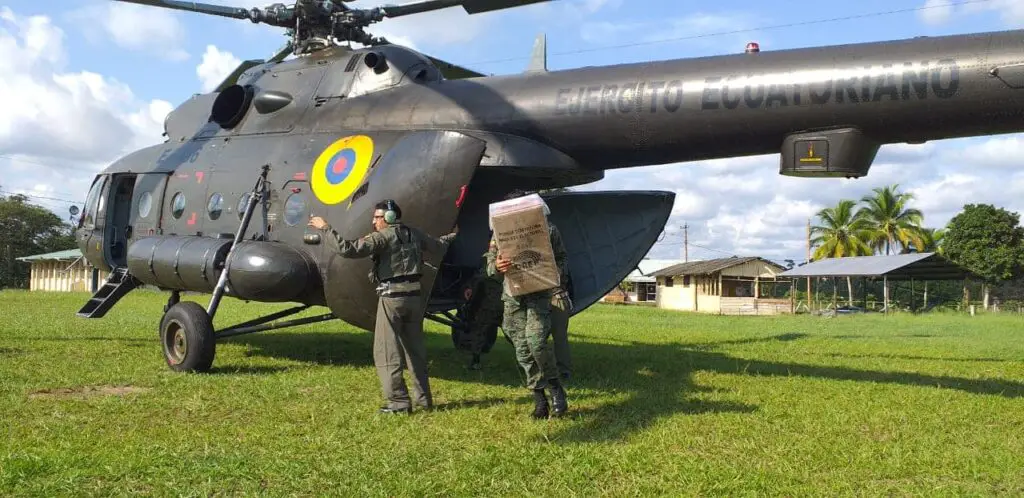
683;223;689;262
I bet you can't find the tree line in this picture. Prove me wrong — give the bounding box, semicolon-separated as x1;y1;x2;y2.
809;184;1024;308
0;188;78;289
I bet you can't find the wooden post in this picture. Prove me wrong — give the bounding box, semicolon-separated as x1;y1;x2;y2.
883;275;889;314
806;218;812;311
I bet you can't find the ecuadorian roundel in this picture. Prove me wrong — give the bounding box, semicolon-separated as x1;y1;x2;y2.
311;135;374;205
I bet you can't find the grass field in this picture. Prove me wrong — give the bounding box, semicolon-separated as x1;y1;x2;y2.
2;290;1024;495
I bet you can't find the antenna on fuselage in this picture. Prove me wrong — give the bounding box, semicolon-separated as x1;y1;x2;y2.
526;33;547;73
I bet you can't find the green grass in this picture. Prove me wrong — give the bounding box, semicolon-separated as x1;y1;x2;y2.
2;290;1024;496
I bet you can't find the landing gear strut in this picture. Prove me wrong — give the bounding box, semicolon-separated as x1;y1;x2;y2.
156;166;338;373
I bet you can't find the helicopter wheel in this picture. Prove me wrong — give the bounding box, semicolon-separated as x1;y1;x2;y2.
160;301;216;373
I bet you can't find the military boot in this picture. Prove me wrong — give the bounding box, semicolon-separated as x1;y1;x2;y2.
532;389;549;419
549;380;568;417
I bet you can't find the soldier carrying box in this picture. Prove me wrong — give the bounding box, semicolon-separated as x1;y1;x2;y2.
486;190;569;419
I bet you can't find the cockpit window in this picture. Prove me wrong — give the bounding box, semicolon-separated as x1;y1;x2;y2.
80;177;106;228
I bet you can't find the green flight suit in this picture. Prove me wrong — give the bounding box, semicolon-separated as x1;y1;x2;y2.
486;220;568;390
325;222;456;411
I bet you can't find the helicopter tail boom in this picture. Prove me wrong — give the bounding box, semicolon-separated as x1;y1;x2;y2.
469;28;1024;177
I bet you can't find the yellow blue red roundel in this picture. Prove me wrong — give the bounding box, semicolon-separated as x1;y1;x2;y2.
311;135;374;205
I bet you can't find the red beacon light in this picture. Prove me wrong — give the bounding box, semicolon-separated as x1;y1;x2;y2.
745;42;760;54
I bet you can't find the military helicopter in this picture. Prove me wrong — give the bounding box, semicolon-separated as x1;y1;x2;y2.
75;0;1024;373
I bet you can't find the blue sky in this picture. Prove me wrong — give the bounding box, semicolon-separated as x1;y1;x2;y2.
2;0;1023;262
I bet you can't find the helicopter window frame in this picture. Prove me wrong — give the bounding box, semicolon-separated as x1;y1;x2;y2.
138;191;153;219
81;177;106;229
207;192;225;221
237;193;252;220
170;192;186;220
283;192;307;227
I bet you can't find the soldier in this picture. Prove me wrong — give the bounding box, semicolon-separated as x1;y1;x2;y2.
309;199;457;415
458;254;505;370
486;191;569;419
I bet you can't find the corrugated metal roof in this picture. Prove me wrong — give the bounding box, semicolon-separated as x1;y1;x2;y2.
649;256;782;277
15;249;82;262
778;252;974;281
624;259;685;282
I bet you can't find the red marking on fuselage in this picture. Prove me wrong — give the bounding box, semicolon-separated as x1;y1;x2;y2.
332;157;349;174
294;172;307;180
195;171;205;183
187;212;197;225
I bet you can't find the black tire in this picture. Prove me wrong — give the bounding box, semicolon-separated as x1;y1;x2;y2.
160;301;216;373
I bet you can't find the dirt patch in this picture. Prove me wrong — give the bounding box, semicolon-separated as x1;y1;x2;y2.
28;385;151;400
0;347;25;356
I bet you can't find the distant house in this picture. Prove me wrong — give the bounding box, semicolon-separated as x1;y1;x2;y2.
15;249;105;292
601;259;684;304
648;256;792;315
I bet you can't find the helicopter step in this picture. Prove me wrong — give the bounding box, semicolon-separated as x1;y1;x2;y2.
76;267;140;318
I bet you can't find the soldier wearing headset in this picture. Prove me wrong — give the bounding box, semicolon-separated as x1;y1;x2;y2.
310;199;458;415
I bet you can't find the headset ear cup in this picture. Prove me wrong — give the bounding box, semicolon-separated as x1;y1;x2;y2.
384;210;397;224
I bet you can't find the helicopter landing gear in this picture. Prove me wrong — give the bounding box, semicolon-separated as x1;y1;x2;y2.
160;301;215;373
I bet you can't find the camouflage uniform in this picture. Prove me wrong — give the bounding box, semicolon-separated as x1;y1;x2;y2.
550;274;573;380
325;222;456;413
455;254;505;368
486;219;569;417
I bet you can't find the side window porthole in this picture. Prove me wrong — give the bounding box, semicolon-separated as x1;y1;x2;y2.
284;193;306;226
208;193;224;220
237;193;252;220
171;192;186;219
138;191;153;218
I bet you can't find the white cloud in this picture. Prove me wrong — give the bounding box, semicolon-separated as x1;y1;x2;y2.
69;3;189;61
0;7;171;212
196;45;243;93
918;0;954;24
920;0;1024;26
585;130;1024;263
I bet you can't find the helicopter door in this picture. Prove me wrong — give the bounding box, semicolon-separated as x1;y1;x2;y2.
101;173;137;269
79;175;110;272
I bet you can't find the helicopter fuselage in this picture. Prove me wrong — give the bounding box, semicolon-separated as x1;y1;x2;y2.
76;28;1024;333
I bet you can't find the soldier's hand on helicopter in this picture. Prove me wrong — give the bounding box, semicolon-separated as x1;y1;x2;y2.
308;215;329;231
495;254;512;273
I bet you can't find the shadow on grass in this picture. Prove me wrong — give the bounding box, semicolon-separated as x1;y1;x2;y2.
229;330;1024;443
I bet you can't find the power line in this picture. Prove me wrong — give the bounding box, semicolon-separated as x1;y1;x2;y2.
465;0;994;66
0;190;82;206
0;154;101;175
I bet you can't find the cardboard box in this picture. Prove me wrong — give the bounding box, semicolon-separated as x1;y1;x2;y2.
488;194;560;297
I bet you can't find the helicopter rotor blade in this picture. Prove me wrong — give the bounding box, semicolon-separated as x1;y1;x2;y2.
109;0;297;28
110;0;253;19
379;0;551;19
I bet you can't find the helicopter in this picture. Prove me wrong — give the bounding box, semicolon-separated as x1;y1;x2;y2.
74;0;1024;373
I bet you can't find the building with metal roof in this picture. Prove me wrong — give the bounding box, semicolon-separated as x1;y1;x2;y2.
645;256;793;315
601;259;683;304
15;249;105;292
778;253;976;313
778;252;974;281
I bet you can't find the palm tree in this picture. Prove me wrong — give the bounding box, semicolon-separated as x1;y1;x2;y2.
857;184;927;255
810;199;874;305
810;199;874;260
903;227;944;254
